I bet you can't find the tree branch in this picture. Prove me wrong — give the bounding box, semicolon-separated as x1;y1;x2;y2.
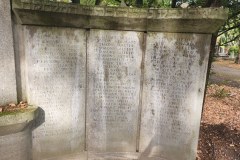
228;11;240;20
218;23;240;36
219;35;240;46
221;11;240;27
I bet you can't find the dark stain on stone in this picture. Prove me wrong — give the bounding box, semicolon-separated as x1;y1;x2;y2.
197;35;211;66
160;53;168;60
198;88;202;93
125;67;128;77
138;32;145;53
28;26;37;38
183;51;188;57
151;109;155;116
104;67;109;82
74;35;79;42
199;59;203;66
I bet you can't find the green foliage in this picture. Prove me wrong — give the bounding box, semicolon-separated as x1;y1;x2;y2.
143;0;171;8
212;88;230;98
218;0;240;46
80;0;96;5
49;0;72;3
229;46;239;54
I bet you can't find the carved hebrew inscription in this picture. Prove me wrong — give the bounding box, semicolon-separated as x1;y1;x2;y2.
140;33;211;160
24;26;86;159
87;30;143;152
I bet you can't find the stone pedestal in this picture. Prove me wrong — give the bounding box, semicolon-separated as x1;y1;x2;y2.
0;107;39;160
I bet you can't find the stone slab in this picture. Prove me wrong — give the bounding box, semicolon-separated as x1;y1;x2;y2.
0;129;32;160
23;26;86;159
0;0;17;105
140;33;211;160
87;30;143;152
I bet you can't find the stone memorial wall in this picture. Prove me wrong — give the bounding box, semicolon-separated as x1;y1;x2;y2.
22;26;86;159
0;0;228;160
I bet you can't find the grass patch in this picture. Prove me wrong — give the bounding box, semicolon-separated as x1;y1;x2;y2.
0;108;35;117
211;88;230;98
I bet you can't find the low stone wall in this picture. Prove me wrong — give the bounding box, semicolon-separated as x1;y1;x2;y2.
0;0;228;160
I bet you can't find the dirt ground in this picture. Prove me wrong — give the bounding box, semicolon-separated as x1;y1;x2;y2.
214;59;240;70
197;60;240;160
210;59;240;88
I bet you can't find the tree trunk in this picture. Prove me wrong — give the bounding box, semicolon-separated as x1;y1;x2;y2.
235;41;240;64
72;0;80;3
171;0;177;8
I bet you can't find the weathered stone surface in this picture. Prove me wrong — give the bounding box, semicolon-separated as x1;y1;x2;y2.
0;106;39;136
44;152;87;160
0;0;17;105
88;152;140;160
22;26;86;159
87;30;143;152
140;33;211;160
12;0;228;33
0;129;32;160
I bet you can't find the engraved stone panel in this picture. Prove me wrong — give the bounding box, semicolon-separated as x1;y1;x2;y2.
140;33;211;160
87;30;143;152
23;26;86;159
0;0;17;105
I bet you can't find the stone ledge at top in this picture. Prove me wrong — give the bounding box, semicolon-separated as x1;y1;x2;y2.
12;0;228;33
0;107;39;136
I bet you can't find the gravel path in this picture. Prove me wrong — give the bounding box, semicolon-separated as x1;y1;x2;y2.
209;63;240;88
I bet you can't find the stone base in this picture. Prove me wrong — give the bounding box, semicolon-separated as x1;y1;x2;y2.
87;152;140;160
44;152;87;160
0;129;32;160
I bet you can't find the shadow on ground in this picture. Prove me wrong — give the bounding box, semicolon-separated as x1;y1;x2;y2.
209;74;240;88
197;123;240;160
209;62;240;88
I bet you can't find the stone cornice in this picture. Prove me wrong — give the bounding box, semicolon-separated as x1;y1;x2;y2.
12;0;229;33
